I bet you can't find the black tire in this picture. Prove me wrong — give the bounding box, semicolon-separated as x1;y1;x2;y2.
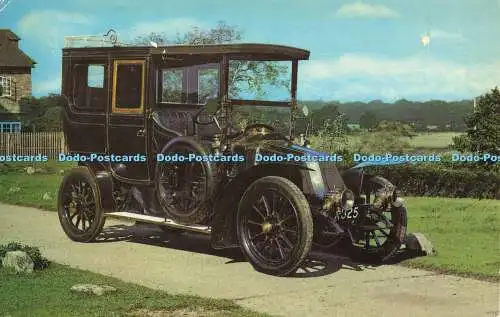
348;176;407;262
58;166;106;242
236;176;313;276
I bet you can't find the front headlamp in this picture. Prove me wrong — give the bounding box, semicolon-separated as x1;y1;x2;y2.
340;189;355;210
322;188;355;212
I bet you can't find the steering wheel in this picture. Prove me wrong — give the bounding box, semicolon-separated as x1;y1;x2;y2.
193;107;216;126
193;107;242;138
241;123;291;142
244;123;276;135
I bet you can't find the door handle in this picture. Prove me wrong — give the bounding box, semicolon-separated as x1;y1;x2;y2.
137;129;145;137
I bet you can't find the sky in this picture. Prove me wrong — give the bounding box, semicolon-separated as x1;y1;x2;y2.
1;0;499;102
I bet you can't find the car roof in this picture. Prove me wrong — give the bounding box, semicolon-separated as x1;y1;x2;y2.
63;43;310;61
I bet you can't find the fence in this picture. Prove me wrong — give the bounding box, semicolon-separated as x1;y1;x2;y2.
0;132;66;158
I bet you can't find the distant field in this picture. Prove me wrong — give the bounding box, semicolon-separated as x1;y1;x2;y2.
332;132;461;151
408;132;461;149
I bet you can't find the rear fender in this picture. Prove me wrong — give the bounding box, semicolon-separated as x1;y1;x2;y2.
94;170;115;214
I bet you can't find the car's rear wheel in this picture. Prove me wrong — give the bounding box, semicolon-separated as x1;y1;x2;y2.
58;166;105;242
237;176;313;276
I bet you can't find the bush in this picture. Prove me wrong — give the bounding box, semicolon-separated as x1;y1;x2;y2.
368;164;500;199
0;242;50;270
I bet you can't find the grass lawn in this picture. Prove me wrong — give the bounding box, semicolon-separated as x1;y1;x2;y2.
0;161;74;211
0;263;268;317
0;162;498;280
402;197;500;281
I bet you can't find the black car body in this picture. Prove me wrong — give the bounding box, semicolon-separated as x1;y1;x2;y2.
58;34;407;276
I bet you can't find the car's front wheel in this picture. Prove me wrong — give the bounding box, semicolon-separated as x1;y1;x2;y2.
236;176;313;276
348;176;407;262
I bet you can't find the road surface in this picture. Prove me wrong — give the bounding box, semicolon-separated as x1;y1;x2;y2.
0;203;498;317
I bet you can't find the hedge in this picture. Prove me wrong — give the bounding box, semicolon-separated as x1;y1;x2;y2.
367;164;500;199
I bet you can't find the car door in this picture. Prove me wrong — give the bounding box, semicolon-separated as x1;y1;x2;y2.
107;59;149;181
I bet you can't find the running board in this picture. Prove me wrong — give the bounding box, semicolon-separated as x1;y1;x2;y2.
104;212;211;235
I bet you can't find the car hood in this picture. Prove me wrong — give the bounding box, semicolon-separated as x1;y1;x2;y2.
262;142;410;169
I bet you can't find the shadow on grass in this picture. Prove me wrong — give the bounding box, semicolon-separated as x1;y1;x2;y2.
94;223;424;278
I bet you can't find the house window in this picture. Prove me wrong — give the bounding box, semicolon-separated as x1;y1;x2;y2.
0;122;21;133
0;75;12;97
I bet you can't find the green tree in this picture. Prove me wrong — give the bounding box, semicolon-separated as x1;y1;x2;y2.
314;113;349;153
374;120;416;138
359;110;377;129
309;103;344;133
453;87;500;154
19;94;65;132
19;96;44;132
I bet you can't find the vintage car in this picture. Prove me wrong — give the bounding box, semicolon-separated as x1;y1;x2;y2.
58;32;407;276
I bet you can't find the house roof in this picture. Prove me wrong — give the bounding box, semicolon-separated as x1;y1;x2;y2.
0;29;37;68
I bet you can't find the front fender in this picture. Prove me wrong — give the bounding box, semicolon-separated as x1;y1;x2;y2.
245;147;326;201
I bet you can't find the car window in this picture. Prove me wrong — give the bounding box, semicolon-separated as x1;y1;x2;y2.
88;65;104;88
161;63;219;105
228;60;291;102
72;63;106;112
162;69;183;103
198;68;219;104
112;61;145;113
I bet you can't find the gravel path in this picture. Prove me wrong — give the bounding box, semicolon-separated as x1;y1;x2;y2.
0;203;498;317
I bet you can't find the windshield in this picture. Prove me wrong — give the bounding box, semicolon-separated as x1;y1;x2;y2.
227;60;293;134
228;60;292;102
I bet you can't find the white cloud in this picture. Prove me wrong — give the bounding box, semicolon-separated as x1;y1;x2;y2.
125;18;205;41
299;54;500;101
18;10;92;49
334;2;399;18
429;29;466;42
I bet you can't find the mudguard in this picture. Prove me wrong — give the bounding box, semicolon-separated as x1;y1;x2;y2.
156;136;216;197
94;170;115;214
155;136;218;224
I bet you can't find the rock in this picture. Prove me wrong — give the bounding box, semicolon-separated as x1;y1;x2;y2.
1;251;35;273
71;284;117;296
8;186;20;193
404;232;436;256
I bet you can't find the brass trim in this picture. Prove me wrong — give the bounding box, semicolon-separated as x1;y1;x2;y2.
111;60;145;114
